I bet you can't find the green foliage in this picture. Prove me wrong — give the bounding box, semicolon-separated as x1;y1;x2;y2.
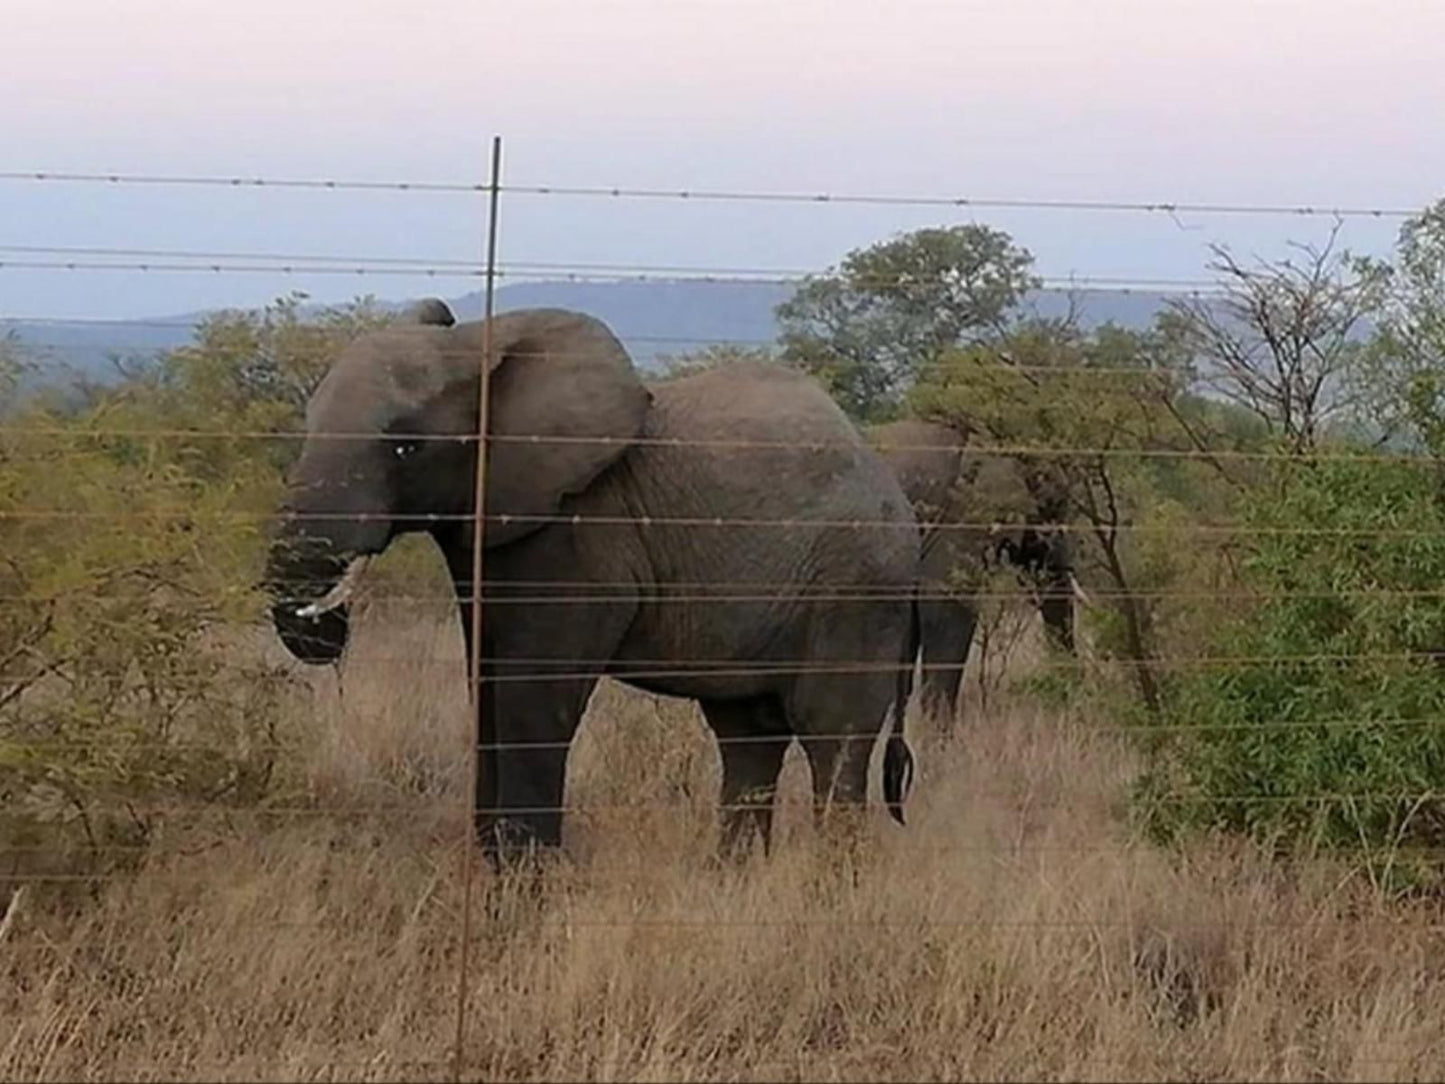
1358;199;1445;456
1135;452;1445;860
0;332;31;413
777;225;1038;421
912;319;1236;711
0;295;388;883
105;292;392;478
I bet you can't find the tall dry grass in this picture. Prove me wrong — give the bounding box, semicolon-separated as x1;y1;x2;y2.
4;601;1445;1082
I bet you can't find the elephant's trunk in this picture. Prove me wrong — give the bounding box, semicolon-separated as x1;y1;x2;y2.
1039;576;1077;655
265;465;392;666
265;525;359;665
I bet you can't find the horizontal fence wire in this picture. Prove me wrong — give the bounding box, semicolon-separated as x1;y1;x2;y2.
2;793;1445;822
0;257;1226;300
10;584;1445;606
0;169;1419;218
9;840;1445;865
11;717;1445;756
16;834;1445;863
0;506;1438;539
3;426;1433;464
11;713;1445;753
8;652;1445;687
0;243;1225;289
3;340;1191;375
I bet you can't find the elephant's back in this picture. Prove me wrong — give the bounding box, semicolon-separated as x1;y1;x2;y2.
594;362;918;697
642;362;916;538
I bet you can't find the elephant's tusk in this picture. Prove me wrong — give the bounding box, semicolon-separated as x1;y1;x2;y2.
1069;572;1094;608
296;556;371;619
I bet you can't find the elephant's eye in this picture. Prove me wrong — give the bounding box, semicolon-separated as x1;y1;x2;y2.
393;441;420;460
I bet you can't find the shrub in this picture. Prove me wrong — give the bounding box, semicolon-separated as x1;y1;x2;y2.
0;408;295;887
1;296;389;888
1135;450;1445;865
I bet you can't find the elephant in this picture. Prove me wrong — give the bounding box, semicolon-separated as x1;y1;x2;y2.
869;419;1081;724
266;301;920;862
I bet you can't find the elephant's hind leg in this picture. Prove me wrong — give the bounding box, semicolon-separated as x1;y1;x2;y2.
700;695;792;856
797;726;873;831
787;668;899;833
918;594;977;726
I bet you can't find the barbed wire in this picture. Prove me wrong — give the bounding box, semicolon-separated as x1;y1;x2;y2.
0;355;1204;380
8;583;1445;607
0;169;1419;218
1;424;1436;466
5;651;1440;690
0;242;1228;290
13;838;1436;863
0;505;1438;540
4;789;1445;823
0;256;1228;301
8;712;1445;755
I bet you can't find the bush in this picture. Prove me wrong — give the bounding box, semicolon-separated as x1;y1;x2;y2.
1135;450;1445;864
0;409;295;885
1;296;390;888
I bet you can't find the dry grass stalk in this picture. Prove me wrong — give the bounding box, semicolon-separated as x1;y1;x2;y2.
4;610;1445;1082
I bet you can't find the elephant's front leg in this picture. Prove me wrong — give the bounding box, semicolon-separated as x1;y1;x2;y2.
475;673;597;862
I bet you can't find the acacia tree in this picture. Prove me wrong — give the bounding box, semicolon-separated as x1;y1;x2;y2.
776;225;1038;420
1160;225;1385;455
911;318;1241;716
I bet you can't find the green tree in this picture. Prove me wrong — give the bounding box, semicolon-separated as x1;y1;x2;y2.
94;293;391;481
0;332;31;413
1357;198;1445;456
777;225;1038;421
911;318;1234;715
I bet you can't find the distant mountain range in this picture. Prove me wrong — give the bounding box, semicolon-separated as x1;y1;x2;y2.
3;279;1178;390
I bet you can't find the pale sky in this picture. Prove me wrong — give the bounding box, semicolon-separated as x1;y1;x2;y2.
2;0;1442;320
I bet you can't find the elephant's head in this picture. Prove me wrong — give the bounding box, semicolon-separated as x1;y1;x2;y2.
869;418;1080;655
987;465;1078;653
265;300;651;665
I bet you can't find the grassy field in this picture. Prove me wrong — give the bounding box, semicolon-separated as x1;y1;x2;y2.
4;604;1445;1082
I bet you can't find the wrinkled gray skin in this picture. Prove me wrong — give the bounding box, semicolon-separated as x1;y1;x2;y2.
266;302;919;862
870;419;1077;724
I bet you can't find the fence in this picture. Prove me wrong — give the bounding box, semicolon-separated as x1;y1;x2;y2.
3;147;1445;1081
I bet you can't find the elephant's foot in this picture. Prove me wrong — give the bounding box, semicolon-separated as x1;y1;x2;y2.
474;815;564;874
919;689;960;730
715;806;775;863
809;802;871;891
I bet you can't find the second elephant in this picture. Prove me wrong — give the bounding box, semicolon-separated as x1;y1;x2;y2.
871;419;1079;723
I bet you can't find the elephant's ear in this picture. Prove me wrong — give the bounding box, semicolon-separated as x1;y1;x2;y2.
408;298;457;327
446;309;651;547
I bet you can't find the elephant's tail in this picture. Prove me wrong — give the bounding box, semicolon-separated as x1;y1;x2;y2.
882;591;919;826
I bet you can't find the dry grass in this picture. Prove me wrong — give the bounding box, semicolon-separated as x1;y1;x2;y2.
5;605;1445;1082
